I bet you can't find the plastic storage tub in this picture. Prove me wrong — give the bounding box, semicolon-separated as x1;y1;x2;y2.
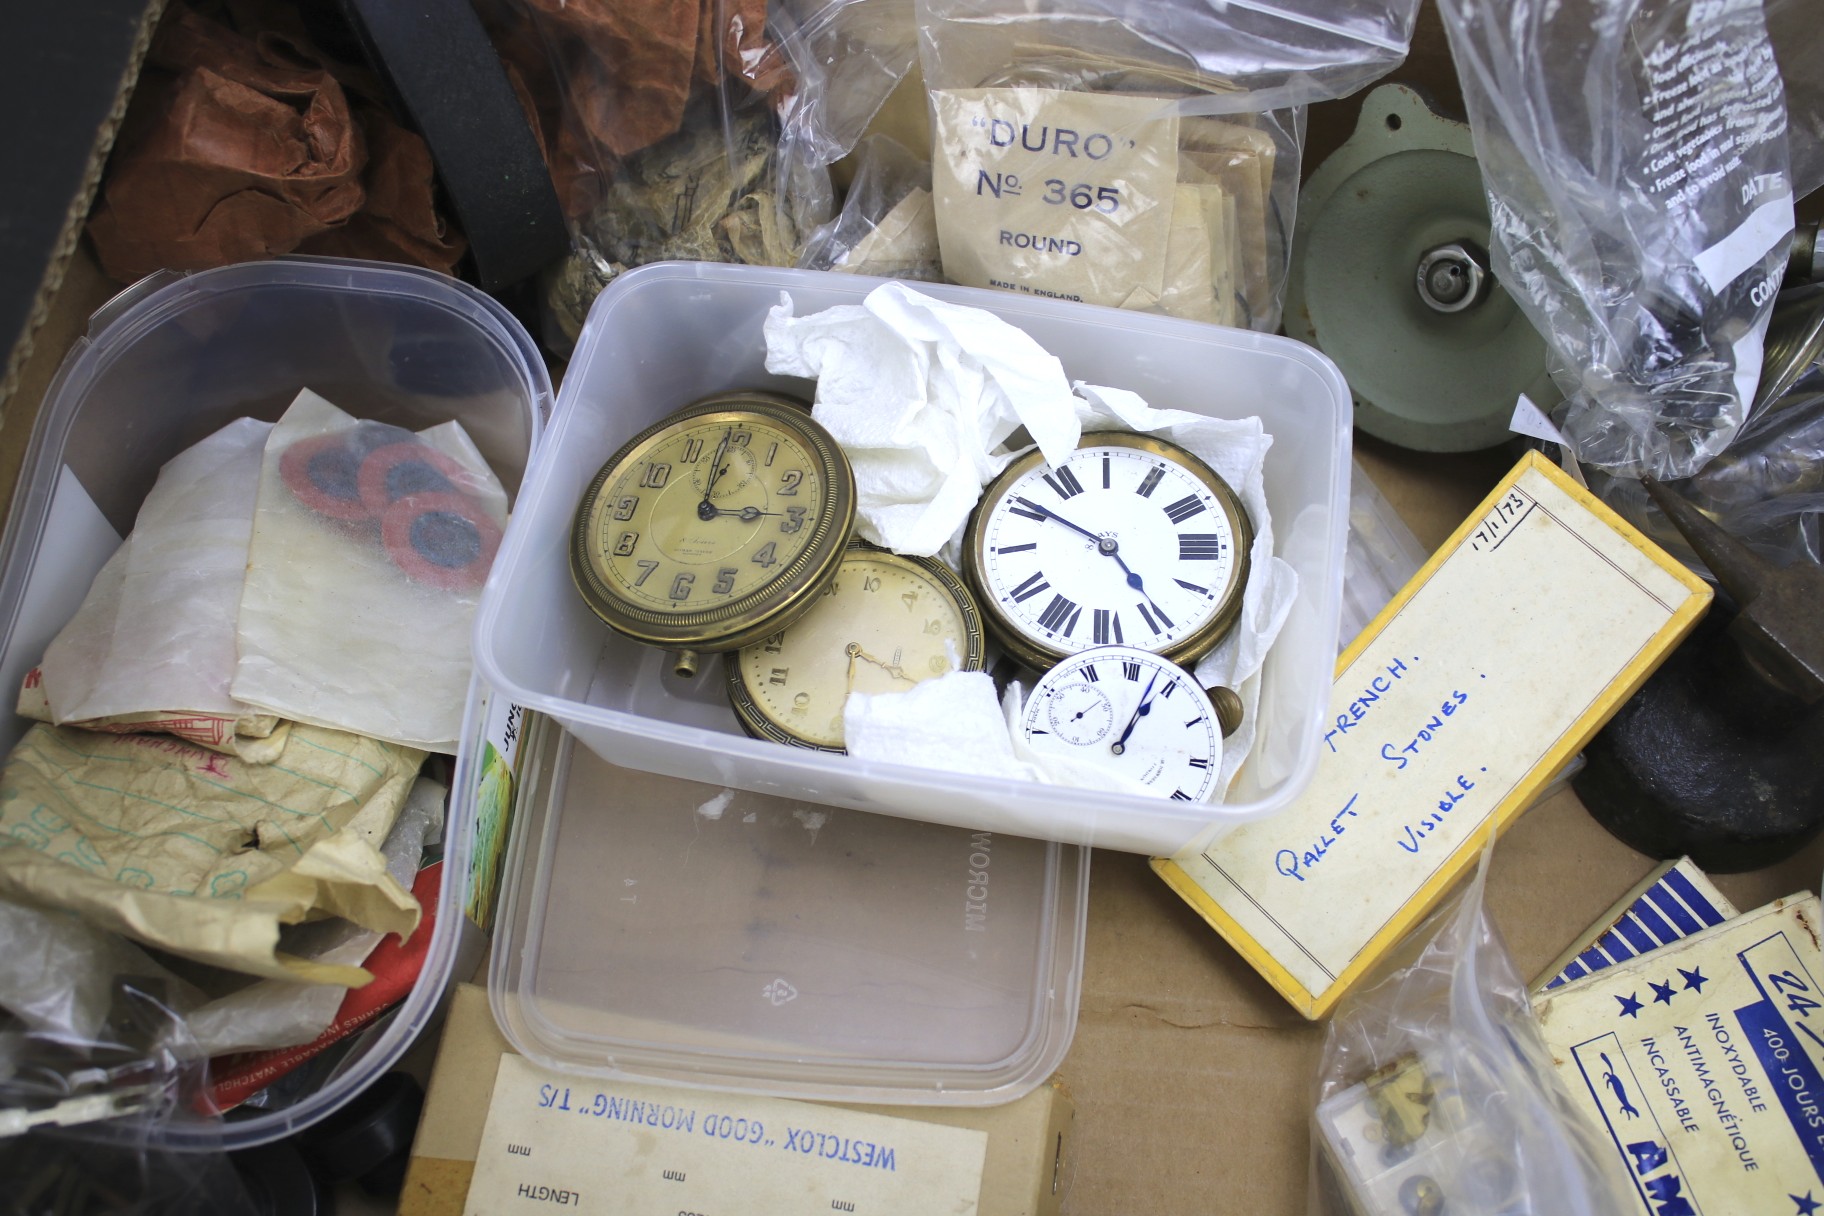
475;263;1351;856
491;714;1087;1104
0;258;551;1149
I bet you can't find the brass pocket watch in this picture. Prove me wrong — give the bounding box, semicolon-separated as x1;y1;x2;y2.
964;431;1252;671
571;392;857;675
725;543;986;752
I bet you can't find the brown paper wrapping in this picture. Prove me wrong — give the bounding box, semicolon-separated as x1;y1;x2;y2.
484;0;793;221
87;2;465;283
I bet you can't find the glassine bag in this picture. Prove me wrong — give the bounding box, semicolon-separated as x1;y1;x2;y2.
231;390;506;753
917;0;1421;332
479;0;917;351
1437;0;1797;481
1309;855;1630;1216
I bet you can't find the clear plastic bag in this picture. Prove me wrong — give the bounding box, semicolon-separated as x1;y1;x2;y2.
480;0;917;352
1437;0;1797;482
1310;853;1630;1216
798;134;943;280
916;0;1420;332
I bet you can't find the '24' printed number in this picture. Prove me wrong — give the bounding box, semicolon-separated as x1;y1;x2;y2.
1768;968;1824;1051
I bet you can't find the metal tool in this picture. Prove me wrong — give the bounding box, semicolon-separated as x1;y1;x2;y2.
1284;85;1555;452
1574;479;1824;870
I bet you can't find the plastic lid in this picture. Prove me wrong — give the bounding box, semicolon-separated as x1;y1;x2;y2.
490;715;1087;1105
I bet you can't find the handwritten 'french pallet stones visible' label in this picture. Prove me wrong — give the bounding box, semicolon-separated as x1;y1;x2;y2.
1153;454;1710;1018
1534;894;1824;1216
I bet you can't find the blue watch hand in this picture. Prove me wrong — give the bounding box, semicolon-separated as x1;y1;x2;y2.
1112;670;1160;754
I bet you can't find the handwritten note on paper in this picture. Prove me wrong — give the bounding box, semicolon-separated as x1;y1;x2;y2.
464;1055;988;1216
1153;454;1711;1019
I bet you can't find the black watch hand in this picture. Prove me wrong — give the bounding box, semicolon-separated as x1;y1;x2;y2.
704;505;780;521
697;428;734;516
1112;670;1160;755
1014;496;1166;613
1013;496;1101;545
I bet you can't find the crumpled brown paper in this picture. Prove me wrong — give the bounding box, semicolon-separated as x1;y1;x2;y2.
0;722;424;986
485;0;792;220
87;2;464;282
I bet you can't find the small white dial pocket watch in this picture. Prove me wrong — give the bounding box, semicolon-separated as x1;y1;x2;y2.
1021;645;1221;802
964;431;1251;671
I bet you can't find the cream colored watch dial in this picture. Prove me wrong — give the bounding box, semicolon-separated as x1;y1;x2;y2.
581;420;824;613
730;551;983;751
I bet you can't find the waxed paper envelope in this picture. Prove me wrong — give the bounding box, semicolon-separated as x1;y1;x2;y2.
34;416;285;758
232;390;507;753
0;722;424;985
1180;117;1275;324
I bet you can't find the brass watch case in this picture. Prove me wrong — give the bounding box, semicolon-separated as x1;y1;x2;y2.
570;392;857;653
963;431;1253;672
725;542;986;753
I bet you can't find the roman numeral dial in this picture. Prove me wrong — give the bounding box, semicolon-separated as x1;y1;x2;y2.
964;432;1254;671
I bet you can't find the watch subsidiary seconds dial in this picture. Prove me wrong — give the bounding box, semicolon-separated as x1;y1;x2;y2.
965;431;1252;671
571;392;857;670
726;544;985;752
1022;646;1222;802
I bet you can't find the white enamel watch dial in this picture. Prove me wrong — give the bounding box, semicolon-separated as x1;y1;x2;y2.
965;432;1251;671
1021;645;1221;802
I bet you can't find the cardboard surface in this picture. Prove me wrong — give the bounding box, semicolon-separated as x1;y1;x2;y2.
9;10;1824;1209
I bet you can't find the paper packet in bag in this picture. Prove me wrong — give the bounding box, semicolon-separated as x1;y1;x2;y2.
231;390;507;753
0;723;424;986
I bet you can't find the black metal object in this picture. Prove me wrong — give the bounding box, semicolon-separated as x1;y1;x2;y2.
1575;479;1824;872
329;0;567;297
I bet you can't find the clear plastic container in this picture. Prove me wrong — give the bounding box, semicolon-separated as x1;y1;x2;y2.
0;257;551;1149
492;713;1088;1104
474;262;1352;855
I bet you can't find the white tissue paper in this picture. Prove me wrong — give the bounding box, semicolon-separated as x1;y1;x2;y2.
764;282;1082;556
232;390;506;753
40;418;272;729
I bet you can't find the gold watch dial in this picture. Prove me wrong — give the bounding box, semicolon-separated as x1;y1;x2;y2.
964;431;1252;671
572;394;856;651
727;546;985;752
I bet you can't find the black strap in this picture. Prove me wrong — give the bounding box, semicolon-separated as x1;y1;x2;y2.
336;0;567;295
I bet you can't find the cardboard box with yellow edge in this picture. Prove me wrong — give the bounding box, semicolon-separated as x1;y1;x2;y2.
1154;453;1713;1020
401;985;1076;1216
